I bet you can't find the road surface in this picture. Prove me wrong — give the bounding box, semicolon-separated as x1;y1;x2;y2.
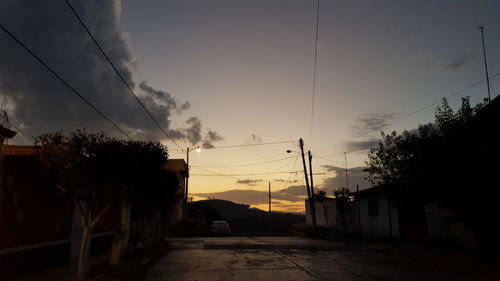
141;237;498;281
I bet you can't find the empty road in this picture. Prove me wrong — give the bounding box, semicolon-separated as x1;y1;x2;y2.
141;237;498;281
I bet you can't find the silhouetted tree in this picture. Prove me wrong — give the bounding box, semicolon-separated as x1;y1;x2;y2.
94;139;171;265
36;130;110;277
314;190;330;227
334;187;350;230
365;97;500;260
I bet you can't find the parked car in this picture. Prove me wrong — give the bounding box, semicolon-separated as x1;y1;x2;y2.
211;220;230;236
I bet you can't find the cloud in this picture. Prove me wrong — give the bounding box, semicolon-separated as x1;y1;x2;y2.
236;179;264;186
351;113;397;137
201;130;224;149
342;138;379;152
342;113;394;152
193;185;313;205
321;165;371;191
250;134;263;143
0;0;222;146
445;53;473;72
139;81;190;114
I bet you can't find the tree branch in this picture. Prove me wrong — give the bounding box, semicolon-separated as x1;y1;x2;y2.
90;203;111;229
74;198;89;227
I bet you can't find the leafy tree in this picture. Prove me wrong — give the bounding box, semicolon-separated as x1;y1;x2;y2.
94;139;171;265
364;97;500;259
36;130;110;277
333;187;351;230
36;131;175;275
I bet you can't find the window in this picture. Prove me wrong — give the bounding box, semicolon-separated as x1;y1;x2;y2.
368;197;379;217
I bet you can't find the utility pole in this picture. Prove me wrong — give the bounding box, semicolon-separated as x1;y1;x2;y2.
356;184;361;233
479;25;491;102
299;138;316;228
344;152;349;189
308;150;317;227
185;147;189;204
268;181;272;235
185;147;190;204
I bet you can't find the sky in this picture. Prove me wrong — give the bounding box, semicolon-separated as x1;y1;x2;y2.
1;0;500;213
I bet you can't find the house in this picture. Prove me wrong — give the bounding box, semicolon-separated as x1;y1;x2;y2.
304;186;399;238
163;159;188;224
0;144;119;281
305;197;337;228
353;186;399;238
0;125;16;157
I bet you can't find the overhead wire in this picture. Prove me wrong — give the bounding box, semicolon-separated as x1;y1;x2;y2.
204;140;296;150
191;171;325;177
64;0;182;149
0;23;132;140
191;155;298;168
282;152;300;189
317;71;500;158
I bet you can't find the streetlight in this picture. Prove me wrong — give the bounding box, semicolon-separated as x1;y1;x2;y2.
185;146;200;204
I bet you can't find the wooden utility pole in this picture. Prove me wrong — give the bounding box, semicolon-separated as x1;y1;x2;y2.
268;181;272;235
344;152;349;189
299;138;316;228
357;184;361;233
308;150;317;227
185;147;190;203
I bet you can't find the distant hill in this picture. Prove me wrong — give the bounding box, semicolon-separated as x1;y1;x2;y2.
192;199;305;235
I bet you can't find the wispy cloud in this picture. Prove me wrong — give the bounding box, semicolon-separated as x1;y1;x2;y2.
236;179;264;186
351;113;397;137
193;185;314;205
444;52;473;72
321;165;371;191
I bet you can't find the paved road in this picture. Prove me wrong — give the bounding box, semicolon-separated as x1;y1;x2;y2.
141;237;498;281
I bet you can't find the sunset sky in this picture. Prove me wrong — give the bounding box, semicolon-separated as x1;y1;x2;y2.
2;0;500;213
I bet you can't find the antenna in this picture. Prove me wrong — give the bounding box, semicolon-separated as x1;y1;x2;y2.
478;25;491;102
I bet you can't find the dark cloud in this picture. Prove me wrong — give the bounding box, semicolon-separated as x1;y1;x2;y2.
351;113;396;137
445;53;473;72
201;130;224;148
251;134;263;143
0;0;222;146
139;81;190;114
321;165;371;191
342;138;379;152
343;113;394;152
236;179;264;186
193;185;313;205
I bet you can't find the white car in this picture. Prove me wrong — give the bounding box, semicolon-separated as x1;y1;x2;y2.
211;220;230;236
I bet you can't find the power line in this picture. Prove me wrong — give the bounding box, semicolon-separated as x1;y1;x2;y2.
309;0;320;149
191;155;298;168
205;140;296;150
64;0;182;149
191;171;326;177
192;151;293;166
318;71;500;157
0;23;132;140
282;153;300;189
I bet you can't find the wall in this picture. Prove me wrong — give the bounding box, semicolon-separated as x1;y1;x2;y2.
305;199;336;228
0;147;119;280
359;195;399;237
425;203;476;250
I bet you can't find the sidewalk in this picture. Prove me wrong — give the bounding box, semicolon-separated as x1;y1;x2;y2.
11;253;109;281
11;249;169;281
366;244;500;281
